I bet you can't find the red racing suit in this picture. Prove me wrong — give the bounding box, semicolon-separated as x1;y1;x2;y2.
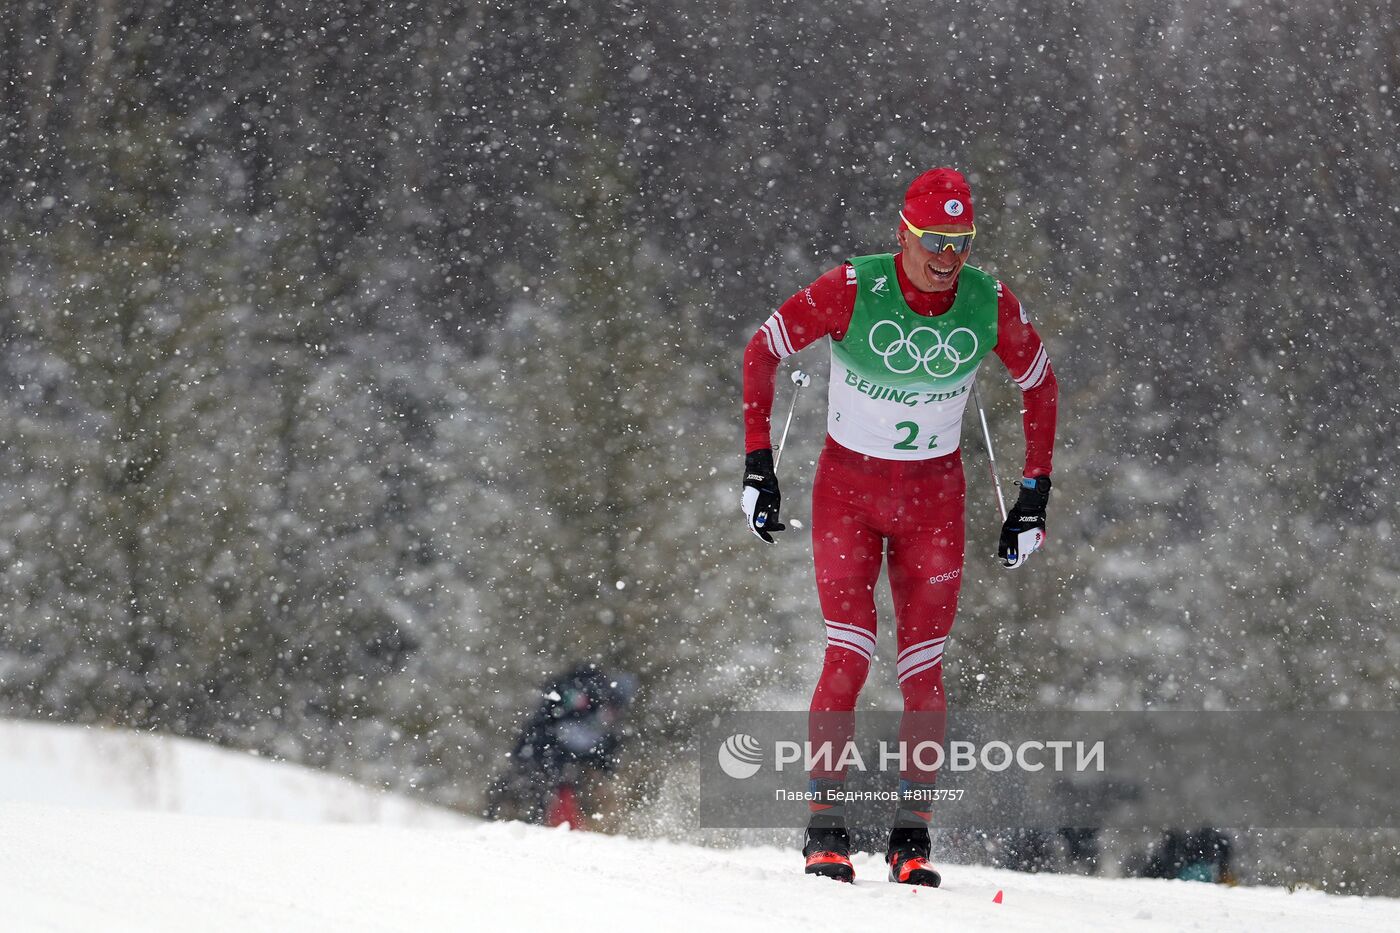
743;253;1057;783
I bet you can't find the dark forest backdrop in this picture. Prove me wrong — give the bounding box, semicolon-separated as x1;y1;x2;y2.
2;0;1397;891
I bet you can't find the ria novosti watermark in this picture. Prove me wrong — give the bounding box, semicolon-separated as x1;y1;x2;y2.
719;735;1104;779
695;711;1400;829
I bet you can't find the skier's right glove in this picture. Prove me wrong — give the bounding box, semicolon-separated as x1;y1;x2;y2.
741;448;785;544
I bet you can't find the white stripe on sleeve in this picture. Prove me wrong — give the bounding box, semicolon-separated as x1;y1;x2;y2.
771;311;797;357
760;319;792;360
1014;345;1050;391
760;325;779;358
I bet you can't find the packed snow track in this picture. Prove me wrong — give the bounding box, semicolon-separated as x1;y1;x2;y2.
4;803;1399;932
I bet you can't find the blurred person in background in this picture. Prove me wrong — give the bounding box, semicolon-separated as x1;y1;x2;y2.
487;664;636;829
1133;828;1236;885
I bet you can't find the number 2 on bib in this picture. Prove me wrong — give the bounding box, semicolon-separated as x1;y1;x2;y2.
893;421;939;451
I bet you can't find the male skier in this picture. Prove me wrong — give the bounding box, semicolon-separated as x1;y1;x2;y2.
741;168;1058;885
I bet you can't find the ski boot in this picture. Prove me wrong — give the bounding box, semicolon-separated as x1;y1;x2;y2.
886;827;941;887
803;827;855;883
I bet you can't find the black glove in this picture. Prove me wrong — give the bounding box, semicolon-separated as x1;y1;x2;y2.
741;448;785;544
998;476;1051;569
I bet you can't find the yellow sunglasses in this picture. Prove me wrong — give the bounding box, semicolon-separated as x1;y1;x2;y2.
901;211;976;252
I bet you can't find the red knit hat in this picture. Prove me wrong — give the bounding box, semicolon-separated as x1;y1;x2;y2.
903;167;975;231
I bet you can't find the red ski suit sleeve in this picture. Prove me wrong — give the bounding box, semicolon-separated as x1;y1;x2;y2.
742;256;1057;476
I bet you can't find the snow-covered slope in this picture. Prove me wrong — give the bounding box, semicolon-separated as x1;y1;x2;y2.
1;722;1397;932
0;719;467;827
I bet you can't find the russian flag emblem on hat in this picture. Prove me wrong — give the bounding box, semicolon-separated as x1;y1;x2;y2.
904;168;975;230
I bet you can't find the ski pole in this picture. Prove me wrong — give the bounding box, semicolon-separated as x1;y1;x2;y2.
774;369;811;468
972;382;1008;521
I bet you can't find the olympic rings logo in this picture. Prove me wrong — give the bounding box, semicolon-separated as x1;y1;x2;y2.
868;320;980;378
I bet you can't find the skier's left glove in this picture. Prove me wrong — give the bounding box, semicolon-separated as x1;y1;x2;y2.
741;448;785;544
998;476;1051;569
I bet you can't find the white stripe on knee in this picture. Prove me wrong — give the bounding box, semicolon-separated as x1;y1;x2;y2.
897;636;946;665
824;620;875;662
897;640;946;684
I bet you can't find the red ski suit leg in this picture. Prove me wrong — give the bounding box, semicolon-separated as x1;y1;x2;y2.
809;437;964;785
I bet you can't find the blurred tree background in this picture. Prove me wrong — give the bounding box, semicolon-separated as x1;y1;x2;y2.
1;0;1397;891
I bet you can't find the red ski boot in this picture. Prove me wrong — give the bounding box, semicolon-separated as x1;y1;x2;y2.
803;827;855;883
886;828;941;887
